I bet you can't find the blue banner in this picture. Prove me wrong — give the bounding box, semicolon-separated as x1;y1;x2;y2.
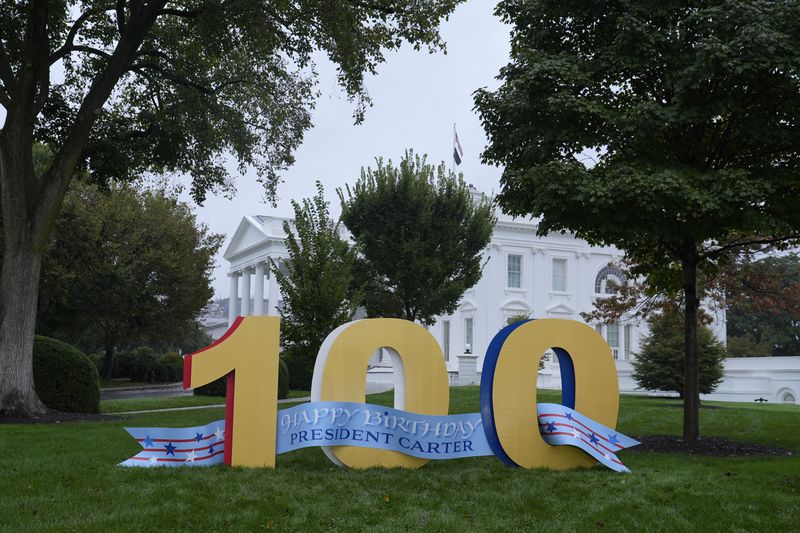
277;402;492;459
121;402;638;471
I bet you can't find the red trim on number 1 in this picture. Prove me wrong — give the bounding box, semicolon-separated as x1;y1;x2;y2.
224;372;235;466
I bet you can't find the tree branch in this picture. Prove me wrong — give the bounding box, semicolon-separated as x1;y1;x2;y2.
116;0;127;35
702;234;800;260
50;9;100;64
0;40;14;88
155;8;203;18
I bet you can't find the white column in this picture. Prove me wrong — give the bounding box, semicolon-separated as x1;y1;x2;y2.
268;259;280;315
254;262;265;316
241;267;252;316
228;271;240;326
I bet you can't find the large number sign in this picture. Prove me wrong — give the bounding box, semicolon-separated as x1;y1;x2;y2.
120;318;638;472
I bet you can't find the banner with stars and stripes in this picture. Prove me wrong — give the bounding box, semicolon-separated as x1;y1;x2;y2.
120;402;638;472
119;419;226;467
536;403;639;473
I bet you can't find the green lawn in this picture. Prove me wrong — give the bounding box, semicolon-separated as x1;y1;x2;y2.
100;391;311;413
2;388;798;532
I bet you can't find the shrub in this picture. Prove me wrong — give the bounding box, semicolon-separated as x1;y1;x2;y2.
195;358;290;399
32;336;100;413
127;347;159;382
278;358;289;400
162;352;184;382
633;310;725;397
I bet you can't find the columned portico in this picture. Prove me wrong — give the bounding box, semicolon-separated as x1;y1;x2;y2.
254;263;265;315
268;263;280;315
228;271;240;325
241;267;252;316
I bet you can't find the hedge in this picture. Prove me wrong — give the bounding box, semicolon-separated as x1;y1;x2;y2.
33;336;100;413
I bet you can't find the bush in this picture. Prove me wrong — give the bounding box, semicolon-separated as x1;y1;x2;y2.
284;346;316;391
162;352;184;382
126;347;159;382
195;358;290;399
33;336;100;413
633;310;725;397
278;358;289;400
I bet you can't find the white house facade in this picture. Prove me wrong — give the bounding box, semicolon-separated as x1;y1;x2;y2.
208;190;800;405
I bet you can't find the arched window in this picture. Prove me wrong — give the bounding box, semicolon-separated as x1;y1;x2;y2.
594;264;626;294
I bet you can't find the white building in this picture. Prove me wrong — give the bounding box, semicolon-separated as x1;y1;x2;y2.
210;190;800;406
218;190;681;370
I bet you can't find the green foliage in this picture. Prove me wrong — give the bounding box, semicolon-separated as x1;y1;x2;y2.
273;182;361;390
506;313;530;325
633;311;725;397
476;1;800;259
162;352;184;382
726;254;800;356
32;336;99;413
36;181;222;378
0;0;462;417
474;0;800;438
3;0;465;202
339;150;496;325
278;358;290;401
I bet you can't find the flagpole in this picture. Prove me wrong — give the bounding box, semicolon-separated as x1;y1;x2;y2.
452;122;456;175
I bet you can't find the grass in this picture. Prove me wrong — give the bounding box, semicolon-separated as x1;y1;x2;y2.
100;391;311;413
2;388;798;532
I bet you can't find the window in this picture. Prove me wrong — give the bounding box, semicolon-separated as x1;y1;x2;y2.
464;317;474;353
594;264;626;294
624;325;633;360
607;324;620;359
443;321;450;361
552;258;567;291
507;254;522;288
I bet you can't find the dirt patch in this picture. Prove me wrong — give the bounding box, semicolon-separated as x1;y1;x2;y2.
631;435;793;457
0;411;120;424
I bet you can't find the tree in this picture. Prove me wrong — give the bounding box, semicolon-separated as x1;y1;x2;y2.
35;181;222;378
633;308;725;398
339;150;495;325
474;1;800;440
725;254;800;356
0;0;462;415
272;182;361;390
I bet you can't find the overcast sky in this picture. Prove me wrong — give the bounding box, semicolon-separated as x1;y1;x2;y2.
176;2;511;298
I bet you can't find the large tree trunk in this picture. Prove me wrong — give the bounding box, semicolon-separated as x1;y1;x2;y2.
0;238;46;416
681;246;701;442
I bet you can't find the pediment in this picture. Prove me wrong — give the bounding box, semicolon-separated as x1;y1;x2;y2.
545;303;575;316
501;299;532;314
223;216;270;260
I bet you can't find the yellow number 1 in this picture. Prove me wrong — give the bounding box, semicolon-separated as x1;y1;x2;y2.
183;316;280;467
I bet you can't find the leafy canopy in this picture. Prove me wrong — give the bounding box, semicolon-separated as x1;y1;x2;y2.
475;0;800;268
272;181;361;389
1;0;464;202
339;150;495;325
36;180;222;374
726;254;800;356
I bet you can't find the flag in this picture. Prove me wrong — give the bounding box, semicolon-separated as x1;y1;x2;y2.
119;419;226;467
453;124;464;166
